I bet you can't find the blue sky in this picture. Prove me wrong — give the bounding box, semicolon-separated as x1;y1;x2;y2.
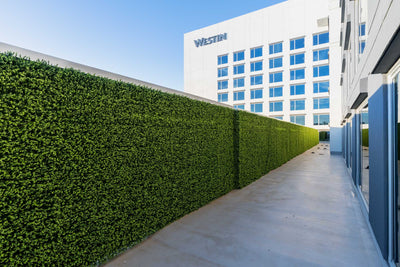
1;0;286;91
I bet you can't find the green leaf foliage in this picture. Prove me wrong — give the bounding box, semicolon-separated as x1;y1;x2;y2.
0;52;318;266
236;111;319;188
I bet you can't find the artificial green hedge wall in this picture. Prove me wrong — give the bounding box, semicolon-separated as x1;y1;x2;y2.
0;53;317;266
237;112;319;187
362;128;369;147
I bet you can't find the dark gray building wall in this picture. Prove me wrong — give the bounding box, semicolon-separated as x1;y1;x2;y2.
369;85;389;260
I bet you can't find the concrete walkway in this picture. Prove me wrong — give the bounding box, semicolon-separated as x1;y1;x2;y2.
105;143;384;267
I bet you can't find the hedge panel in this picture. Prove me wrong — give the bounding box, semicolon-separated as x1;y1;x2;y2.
0;53;235;266
362;128;369;147
237;111;319;188
0;53;318;266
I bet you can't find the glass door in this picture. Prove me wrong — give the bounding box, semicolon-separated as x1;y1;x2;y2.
360;105;369;205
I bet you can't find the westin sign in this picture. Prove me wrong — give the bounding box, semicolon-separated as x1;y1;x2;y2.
194;33;227;48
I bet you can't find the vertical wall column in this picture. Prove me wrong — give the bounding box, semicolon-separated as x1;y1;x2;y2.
369;84;389;260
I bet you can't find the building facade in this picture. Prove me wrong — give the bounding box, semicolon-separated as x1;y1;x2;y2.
184;0;342;150
339;0;400;265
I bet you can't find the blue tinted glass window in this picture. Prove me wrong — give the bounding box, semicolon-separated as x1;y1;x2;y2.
218;93;228;102
269;87;283;97
319;49;329;60
314;114;330;125
251;103;263;113
290;100;305;110
359;23;366;36
234;91;245;101
290;84;305;95
291;37;305;50
296;116;305;125
313;65;329;77
319;65;329;76
313;81;329;93
269;42;283;54
361;112;369;124
270;102;283;112
218;80;228;90
290;69;305;80
313;35;318;46
319;98;329;109
234;78;245;88
313;32;329;45
251;89;263;99
234;64;245;75
234;104;245;110
269;72;283;83
313;49;329;61
290;53;305;65
291;115;305;125
359;41;366;54
251;75;263;86
251;61;263;72
218;67;228;77
218;54;228;65
273;116;283;120
234;51;245;62
269;57;283;69
251;47;263;58
314;98;330;109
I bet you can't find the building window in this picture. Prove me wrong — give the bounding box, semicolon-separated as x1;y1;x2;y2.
251;47;263;58
313;114;330;125
290;115;305;125
313;65;329;77
270;101;283;112
313;81;329;93
313;49;329;61
218;67;228;77
359;23;366;36
269;87;283;98
290;69;305;80
361;111;368;124
269;57;283;69
234;51;245;62
218;93;228;103
251;103;263;113
290;53;305;65
313;32;329;45
359;41;366;54
313;98;330;109
272;116;283;120
251;89;263;99
233;64;245;75
251;61;263;72
269;42;283;54
218;80;228;90
290;99;305;111
233;78;245;88
290;37;305;50
218;54;228;65
234;91;245;101
290;84;305;95
251;75;263;86
269;72;283;83
234;104;245;110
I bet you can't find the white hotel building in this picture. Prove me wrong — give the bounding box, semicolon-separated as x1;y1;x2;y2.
184;0;343;151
